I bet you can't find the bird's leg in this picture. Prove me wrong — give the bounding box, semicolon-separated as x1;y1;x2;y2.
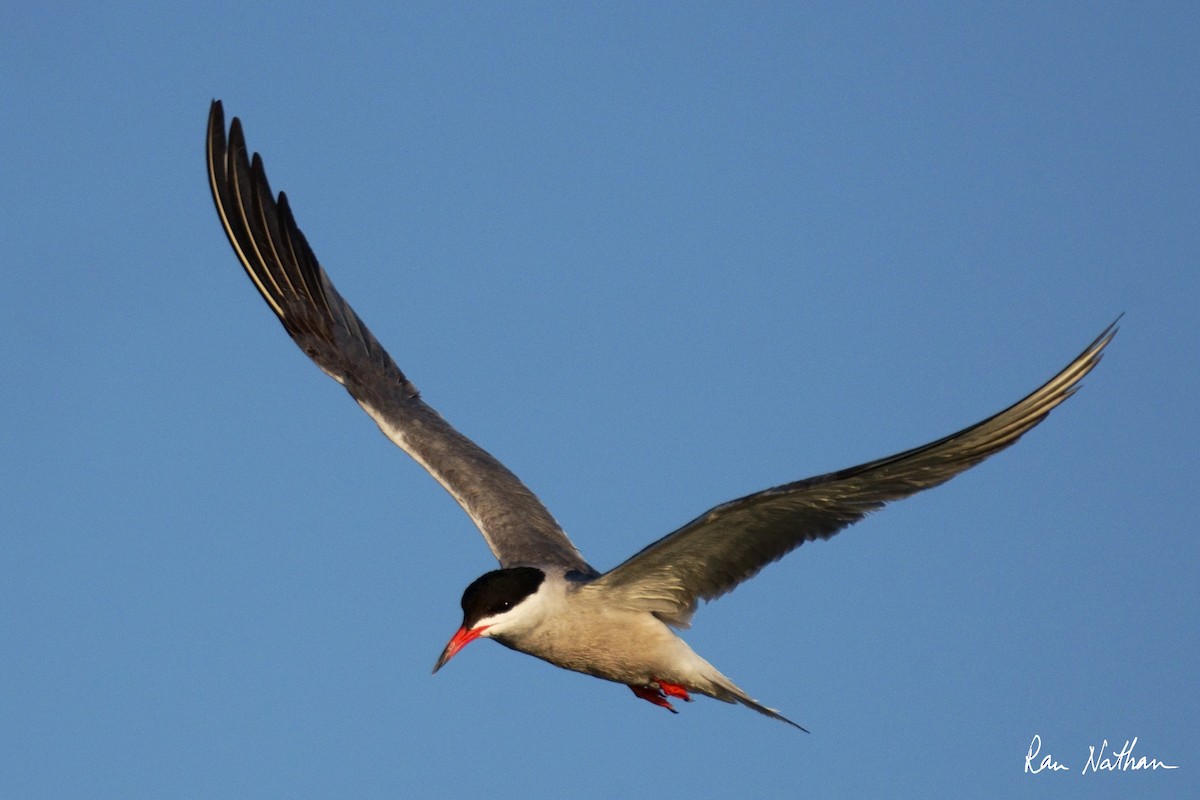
656;680;692;702
628;679;693;712
628;683;678;713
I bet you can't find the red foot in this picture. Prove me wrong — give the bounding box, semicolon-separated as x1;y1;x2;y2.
629;684;676;712
628;679;693;713
657;680;692;701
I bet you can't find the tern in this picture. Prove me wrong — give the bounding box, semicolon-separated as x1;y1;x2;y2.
206;100;1116;730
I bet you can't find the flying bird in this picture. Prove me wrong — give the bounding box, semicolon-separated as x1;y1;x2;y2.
205;100;1116;730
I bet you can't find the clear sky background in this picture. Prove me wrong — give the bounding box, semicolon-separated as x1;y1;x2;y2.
3;3;1197;798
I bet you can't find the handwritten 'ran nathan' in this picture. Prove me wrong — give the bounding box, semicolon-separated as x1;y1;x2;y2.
1025;735;1179;775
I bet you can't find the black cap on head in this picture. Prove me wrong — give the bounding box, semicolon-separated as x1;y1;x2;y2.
460;567;545;628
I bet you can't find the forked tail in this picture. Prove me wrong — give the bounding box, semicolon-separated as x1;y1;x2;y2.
702;669;808;732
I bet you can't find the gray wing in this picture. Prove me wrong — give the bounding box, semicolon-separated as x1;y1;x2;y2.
588;321;1117;626
206;100;594;575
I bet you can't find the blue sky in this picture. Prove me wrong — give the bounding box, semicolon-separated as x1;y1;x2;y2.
3;3;1197;798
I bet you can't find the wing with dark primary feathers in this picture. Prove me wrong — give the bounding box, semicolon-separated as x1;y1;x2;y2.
588;321;1117;626
206;100;594;575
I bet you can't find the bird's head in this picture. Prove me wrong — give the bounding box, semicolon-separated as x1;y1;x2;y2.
432;566;547;673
